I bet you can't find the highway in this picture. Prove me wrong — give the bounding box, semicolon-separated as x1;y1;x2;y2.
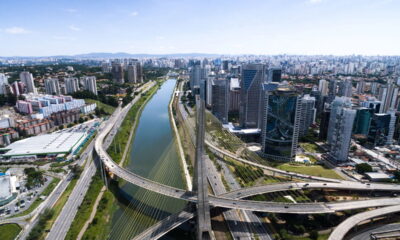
205;154;255;240
46;82;155;240
221;181;400;199
95;86;400;215
132;209;195;240
194;97;213;239
351;223;400;240
328;205;400;240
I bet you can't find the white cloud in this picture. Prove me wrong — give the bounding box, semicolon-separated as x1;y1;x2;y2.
131;11;139;16
156;36;165;40
65;8;78;13
4;27;31;34
68;25;81;31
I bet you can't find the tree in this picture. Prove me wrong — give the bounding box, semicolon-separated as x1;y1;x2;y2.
310;230;319;240
355;163;372;174
79;117;84;123
59;125;64;130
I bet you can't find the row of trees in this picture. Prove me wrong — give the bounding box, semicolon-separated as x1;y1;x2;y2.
72;90;118;107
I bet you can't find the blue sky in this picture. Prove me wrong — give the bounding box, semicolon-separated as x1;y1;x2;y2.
0;0;399;56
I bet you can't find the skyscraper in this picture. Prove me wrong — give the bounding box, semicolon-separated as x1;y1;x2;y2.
327;79;337;103
20;71;37;94
327;97;356;162
64;77;79;94
267;67;282;83
229;78;240;112
127;62;137;83
299;94;316;137
337;78;353;97
111;61;124;84
239;64;266;128
211;78;229;124
367;113;392;146
45;78;61;95
318;79;329;96
353;108;373;135
261;83;301;162
82;76;98;95
378;80;398;113
0;73;8;95
189;64;203;91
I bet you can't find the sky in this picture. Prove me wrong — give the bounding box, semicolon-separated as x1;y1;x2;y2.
0;0;400;56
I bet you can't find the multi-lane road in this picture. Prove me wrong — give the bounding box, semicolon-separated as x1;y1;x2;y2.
46;82;156;240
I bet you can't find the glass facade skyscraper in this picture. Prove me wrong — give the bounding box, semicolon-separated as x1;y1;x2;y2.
261;84;301;162
239;64;266;128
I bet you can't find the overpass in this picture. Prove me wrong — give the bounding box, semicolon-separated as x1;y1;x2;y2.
94;92;400;214
94;82;400;239
328;204;400;240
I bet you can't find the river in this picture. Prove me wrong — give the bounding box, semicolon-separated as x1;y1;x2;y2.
108;79;188;240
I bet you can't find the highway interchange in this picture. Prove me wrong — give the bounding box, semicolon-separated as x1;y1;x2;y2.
93;81;400;239
4;79;400;240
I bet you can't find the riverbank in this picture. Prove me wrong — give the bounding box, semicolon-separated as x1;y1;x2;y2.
108;79;186;240
169;80;192;190
71;81;161;240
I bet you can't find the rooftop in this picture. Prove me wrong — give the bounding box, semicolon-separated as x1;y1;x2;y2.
1;131;86;157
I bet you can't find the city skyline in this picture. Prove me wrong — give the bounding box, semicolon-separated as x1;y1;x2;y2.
1;0;400;56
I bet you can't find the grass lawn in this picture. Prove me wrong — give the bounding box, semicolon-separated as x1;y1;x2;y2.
277;163;343;180
0;223;22;240
300;143;323;153
85;99;115;115
65;175;104;240
81;190;116;240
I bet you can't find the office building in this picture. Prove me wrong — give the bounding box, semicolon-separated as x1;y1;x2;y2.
356;80;365;94
19;71;37;94
127;62;137;83
319;108;330;140
229;78;240;112
0;73;8;95
338;78;353;97
45;78;61;95
64;77;79;94
82;76;97;95
327;79;337;103
189;64;203;91
353;108;373;135
211;78;229;124
318;79;329;96
299;94;316;136
378;80;399;113
111;61;124;84
367;113;392;146
267;67;282;83
327;97;356;162
261;83;301;162
239;64;266;128
205;76;214;107
361;98;381;113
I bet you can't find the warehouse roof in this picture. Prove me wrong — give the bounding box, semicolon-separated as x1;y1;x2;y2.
1;132;86;157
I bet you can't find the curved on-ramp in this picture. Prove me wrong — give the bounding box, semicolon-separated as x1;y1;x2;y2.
94;94;400;214
328;205;400;240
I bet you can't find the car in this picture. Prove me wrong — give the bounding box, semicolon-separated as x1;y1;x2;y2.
284;206;289;209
